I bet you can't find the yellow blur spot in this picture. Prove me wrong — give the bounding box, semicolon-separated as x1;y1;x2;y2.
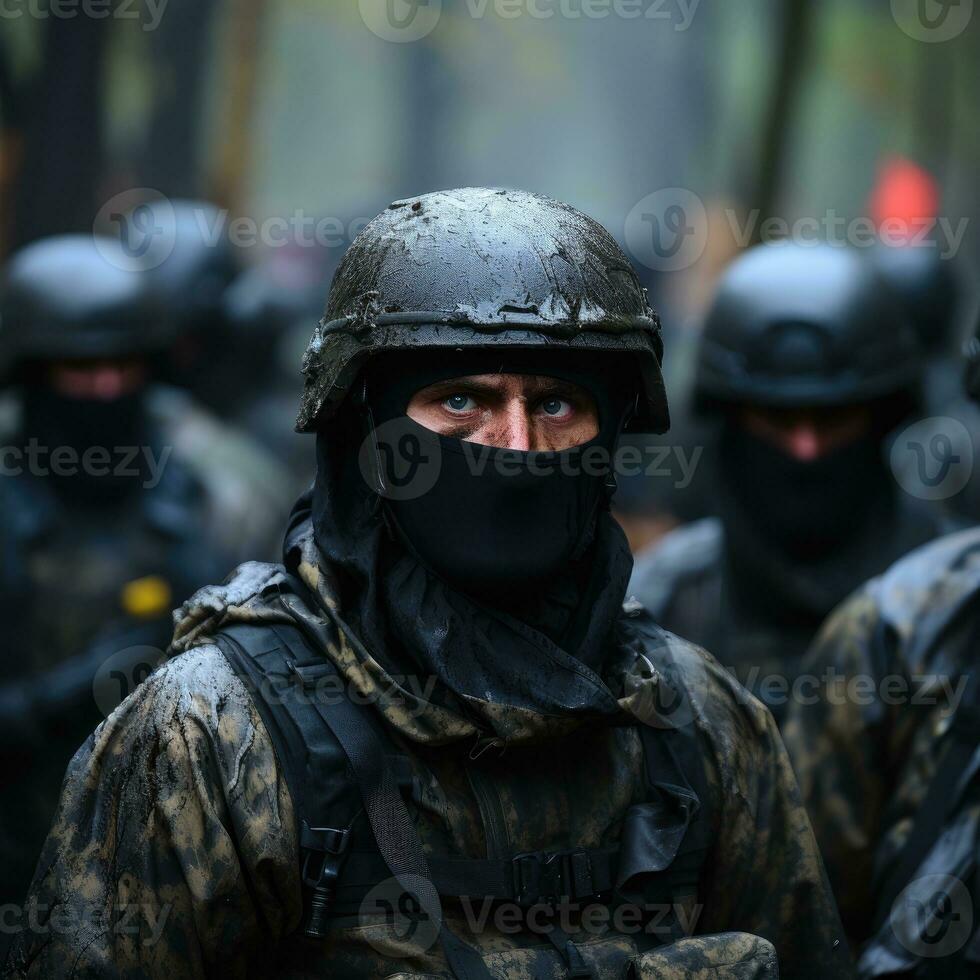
121;576;172;619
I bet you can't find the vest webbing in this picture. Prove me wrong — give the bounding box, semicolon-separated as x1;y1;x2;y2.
215;612;712;978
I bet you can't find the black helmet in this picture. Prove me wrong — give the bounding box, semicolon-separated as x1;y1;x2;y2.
870;242;961;355
144;199;239;332
296;187;669;434
0;234;170;376
695;243;921;408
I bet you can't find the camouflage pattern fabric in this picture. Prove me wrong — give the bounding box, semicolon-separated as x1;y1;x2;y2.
0;386;294;907
4;528;851;978
630;495;957;729
783;526;980;951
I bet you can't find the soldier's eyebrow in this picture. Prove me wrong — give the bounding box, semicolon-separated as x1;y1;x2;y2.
520;377;590;400
421;378;508;400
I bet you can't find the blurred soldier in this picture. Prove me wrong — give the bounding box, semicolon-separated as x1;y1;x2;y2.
872;240;980;525
145;198;320;494
146;198;242;415
782;317;980;975
135;198;300;512
5;190;849;978
866;157;964;415
221;252;323;493
871;241;964;415
629;244;958;726
0;234;289;904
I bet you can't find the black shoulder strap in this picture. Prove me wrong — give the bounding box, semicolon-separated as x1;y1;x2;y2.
215;619;492;980
621;614;714;854
636;711;713;856
874;665;980;927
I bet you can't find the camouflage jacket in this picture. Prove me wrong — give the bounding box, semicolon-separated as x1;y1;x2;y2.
0;386;295;907
629;499;955;728
783;526;980;958
5;530;851;979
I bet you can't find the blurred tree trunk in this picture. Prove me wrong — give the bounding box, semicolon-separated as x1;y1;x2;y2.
749;0;814;242
211;0;267;214
10;14;108;249
140;0;220;198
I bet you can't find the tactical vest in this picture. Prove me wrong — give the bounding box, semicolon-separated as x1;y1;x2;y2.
215;596;719;980
859;670;980;979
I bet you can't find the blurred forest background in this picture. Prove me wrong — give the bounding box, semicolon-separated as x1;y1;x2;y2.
0;0;978;424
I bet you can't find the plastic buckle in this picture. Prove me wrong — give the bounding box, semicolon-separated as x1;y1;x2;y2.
300;823;351;939
512;849;591;906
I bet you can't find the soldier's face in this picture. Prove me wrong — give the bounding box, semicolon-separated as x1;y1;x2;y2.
406;373;599;451
46;358;147;401
739;403;873;462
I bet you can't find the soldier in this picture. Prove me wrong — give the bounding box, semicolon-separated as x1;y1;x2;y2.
629;243;957;726
0;234;290;906
781;319;980;975
5;189;850;979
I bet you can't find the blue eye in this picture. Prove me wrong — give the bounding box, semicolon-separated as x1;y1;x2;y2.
445;394;476;412
541;397;570;417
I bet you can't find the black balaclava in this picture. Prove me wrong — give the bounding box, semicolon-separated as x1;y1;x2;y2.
365;350;627;603
720;420;892;560
299;349;637;731
717;412;897;627
19;382;150;502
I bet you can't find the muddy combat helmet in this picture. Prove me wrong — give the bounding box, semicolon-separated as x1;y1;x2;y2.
0;234;169;378
695;243;921;409
295;187;669;434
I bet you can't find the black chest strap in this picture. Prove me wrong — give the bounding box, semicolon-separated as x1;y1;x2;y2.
216;620;493;980
217;615;713;977
874;666;980;928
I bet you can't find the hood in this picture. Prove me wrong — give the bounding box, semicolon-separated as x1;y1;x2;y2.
170;516;671;747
